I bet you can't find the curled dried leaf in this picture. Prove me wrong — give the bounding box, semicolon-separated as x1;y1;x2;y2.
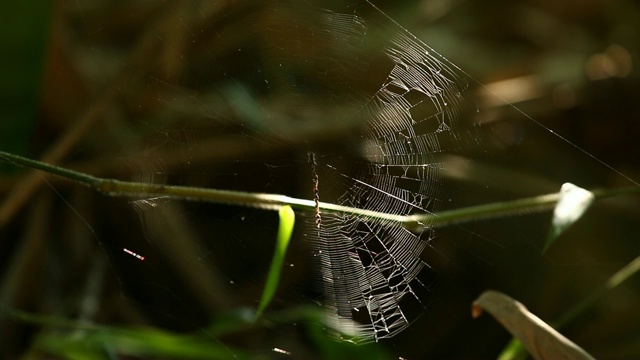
472;290;595;360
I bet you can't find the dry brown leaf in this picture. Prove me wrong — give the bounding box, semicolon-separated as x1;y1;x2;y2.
472;290;595;360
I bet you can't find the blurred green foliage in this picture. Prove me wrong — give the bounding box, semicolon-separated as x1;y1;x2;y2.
0;1;52;159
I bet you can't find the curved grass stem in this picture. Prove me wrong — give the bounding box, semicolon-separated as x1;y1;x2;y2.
1;151;638;231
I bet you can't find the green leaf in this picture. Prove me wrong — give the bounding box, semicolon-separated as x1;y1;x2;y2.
544;183;594;252
255;205;295;319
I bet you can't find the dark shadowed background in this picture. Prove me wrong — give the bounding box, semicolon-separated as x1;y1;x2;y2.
1;0;639;358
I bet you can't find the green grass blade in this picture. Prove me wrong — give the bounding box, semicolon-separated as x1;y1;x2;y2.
255;205;295;320
497;338;527;360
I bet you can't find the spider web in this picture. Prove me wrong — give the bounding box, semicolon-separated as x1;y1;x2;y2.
305;21;482;340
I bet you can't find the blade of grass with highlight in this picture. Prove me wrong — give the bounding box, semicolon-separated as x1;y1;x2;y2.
254;205;295;320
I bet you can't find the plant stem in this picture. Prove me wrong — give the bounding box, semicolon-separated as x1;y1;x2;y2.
1;151;638;231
